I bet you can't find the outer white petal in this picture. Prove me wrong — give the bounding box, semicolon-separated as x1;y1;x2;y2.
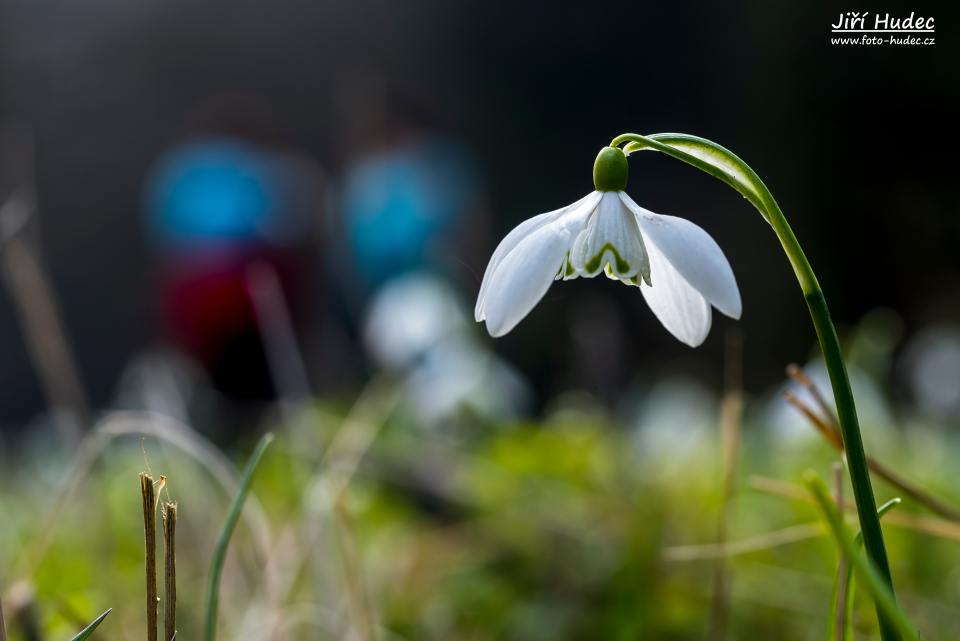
621;192;741;319
481;219;572;337
475;192;599;321
641;241;713;347
568;192;650;284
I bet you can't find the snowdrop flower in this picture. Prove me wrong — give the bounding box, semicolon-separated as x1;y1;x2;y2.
475;146;741;346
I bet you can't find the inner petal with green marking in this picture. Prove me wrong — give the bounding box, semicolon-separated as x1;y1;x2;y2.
566;191;651;285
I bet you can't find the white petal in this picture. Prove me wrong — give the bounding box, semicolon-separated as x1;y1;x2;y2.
641;241;713;347
476;192;599;321
481;219;572;337
621;193;741;319
569;192;650;284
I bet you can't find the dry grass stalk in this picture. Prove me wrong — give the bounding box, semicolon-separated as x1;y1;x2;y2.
708;330;743;641
0;196;89;444
749;476;960;541
12;411;274;592
663;522;823;561
1;594;7;641
140;473;158;641
162;502;177;641
784;365;960;522
333;498;374;641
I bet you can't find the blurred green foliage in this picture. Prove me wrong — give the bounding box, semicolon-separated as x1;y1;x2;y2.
2;398;960;641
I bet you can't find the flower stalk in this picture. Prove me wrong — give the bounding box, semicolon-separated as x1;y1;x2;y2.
609;132;898;640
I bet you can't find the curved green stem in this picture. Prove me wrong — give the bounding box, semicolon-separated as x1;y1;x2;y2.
611;132;899;640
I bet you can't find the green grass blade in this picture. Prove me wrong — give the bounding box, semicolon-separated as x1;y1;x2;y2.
67;608;112;641
805;472;918;641
204;433;274;641
828;498;902;641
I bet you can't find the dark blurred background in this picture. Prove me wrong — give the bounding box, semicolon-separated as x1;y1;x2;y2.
0;0;957;426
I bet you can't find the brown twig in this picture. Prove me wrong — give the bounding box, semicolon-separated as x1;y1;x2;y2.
1;593;7;641
140;473;158;641
162;502;177;641
784;366;960;522
783;392;843;449
786;363;838;425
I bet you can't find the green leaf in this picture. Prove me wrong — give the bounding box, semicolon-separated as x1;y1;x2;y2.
204;433;274;641
804;472;918;641
67;609;112;641
829;498;902;641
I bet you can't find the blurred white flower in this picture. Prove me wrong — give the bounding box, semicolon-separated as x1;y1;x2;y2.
475;147;740;346
628;376;718;461
362;273;530;425
363;273;466;370
902;325;960;420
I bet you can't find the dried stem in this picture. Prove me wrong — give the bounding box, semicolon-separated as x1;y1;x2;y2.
162;502;177;641
333;498;374;641
0;594;7;641
707;330;742;641
663;523;823;561
784;371;960;522
786;363;838;425
140;473;158;641
1;123;89;444
749;476;960;541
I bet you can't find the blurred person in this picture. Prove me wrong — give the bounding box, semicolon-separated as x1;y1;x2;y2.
143;96;325;418
320;71;493;404
332;72;486;308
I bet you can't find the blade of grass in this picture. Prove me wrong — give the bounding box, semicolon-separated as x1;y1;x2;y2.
234;378;401;641
204;433;274;641
830;463;848;641
67;609;111;641
804;471;918;641
830;499;904;641
1;595;7;641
